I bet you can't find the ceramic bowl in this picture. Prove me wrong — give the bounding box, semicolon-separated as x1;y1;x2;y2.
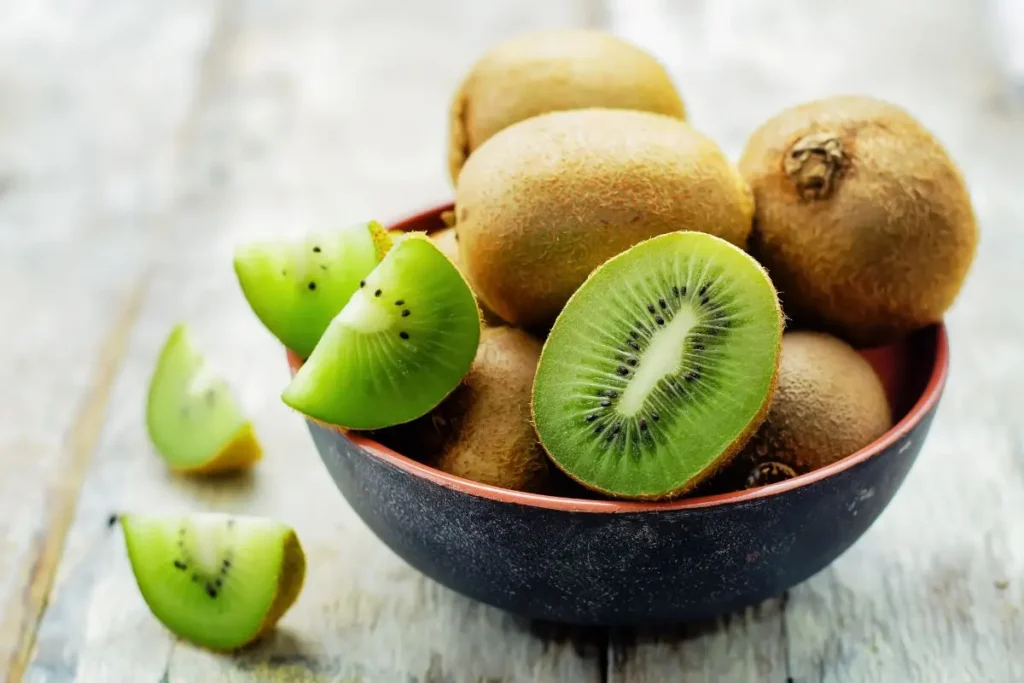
287;203;949;625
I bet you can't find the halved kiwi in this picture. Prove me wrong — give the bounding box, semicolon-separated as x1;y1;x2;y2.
146;324;261;474
233;220;392;359
532;231;783;500
281;233;481;430
120;512;306;651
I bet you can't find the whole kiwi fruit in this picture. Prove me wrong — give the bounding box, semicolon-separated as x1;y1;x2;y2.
454;108;754;330
739;95;979;347
432;326;550;492
448;29;685;183
714;330;893;491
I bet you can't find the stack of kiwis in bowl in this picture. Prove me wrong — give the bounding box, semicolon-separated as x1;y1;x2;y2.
238;29;978;502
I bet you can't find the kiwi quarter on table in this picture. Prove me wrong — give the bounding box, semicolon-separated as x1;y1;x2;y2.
532;231;784;501
454;108;754;330
448;28;685;182
234;220;392;359
739;95;979;347
146;324;261;475
282;233;481;430
120;513;305;651
712;331;893;491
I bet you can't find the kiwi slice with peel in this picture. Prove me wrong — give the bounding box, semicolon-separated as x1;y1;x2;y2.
282;233;481;430
234;220;392;359
147;324;261;474
120;512;306;651
532;231;783;500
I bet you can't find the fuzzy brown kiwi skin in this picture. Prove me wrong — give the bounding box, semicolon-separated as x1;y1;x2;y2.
706;331;893;493
434;326;551;493
447;29;686;184
457;108;755;330
739;95;979;347
530;236;785;502
429;226;504;327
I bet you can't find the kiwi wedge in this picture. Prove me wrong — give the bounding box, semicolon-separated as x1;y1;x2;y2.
448;28;685;182
739;95;978;346
532;232;783;500
233;220;392;359
282;233;481;430
146;324;261;474
120;513;306;651
716;331;893;490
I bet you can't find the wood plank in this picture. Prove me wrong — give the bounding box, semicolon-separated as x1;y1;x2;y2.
24;1;606;681
606;0;1024;681
0;2;223;680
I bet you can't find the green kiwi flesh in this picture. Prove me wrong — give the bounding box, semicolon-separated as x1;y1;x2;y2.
146;324;260;473
532;231;783;500
120;513;306;651
282;233;481;430
234;220;392;359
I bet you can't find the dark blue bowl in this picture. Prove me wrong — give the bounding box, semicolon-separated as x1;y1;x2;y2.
287;204;949;626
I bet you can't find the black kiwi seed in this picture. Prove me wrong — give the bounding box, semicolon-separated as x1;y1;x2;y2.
698;285;708;296
312;246;321;253
617;366;629;376
395;299;404;306
595;425;605;433
655;316;665;325
701;296;710;306
207;585;218;598
223;559;231;568
399;331;409;340
607;390;618;398
639;418;648;430
215;579;222;588
320;264;328;270
672;286;680;297
359;280;366;288
647;303;656;313
627;340;640;350
402;310;410;317
627;358;637;366
630;330;639;339
586;414;597;422
694;344;704;351
173;560;187;570
659;298;667;309
374;289;382;297
652;412;660;421
308;282;317;290
601;400;611;408
611;425;621;435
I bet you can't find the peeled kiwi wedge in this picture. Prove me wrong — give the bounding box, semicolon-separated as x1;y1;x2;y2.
120;513;306;651
233;220;392;359
282;233;481;430
532;231;783;500
146;324;261;474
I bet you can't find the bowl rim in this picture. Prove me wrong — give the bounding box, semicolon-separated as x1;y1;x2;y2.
287;202;950;514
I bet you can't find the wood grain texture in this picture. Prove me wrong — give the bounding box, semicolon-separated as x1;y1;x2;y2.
0;1;222;679
608;0;1024;681
6;0;1024;681
20;1;604;681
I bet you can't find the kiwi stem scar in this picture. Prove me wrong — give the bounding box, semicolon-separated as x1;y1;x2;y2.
619;306;698;415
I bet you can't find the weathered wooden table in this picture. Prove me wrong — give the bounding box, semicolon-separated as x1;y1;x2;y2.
2;0;1022;681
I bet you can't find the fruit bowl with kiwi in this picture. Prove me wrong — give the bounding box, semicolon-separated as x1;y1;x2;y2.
274;199;950;626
